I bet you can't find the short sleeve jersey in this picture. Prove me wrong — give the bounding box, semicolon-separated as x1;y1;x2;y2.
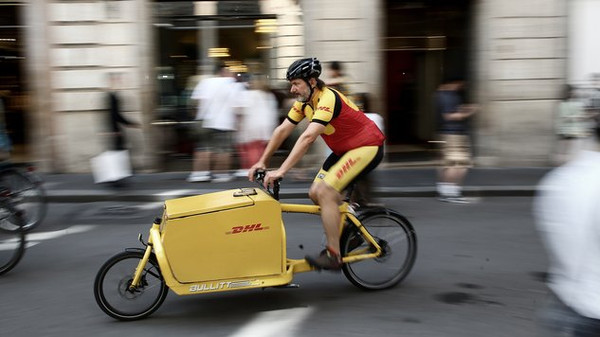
286;87;385;155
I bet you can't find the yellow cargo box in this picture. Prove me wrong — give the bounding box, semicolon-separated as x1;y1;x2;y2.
161;188;285;283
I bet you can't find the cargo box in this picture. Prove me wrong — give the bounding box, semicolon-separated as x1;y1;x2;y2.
161;188;285;283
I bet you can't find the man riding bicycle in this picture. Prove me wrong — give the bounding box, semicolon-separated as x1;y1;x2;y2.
248;57;385;270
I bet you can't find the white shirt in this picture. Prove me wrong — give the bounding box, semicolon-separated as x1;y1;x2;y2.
191;76;244;131
534;150;600;319
365;112;384;134
236;89;278;143
556;99;590;138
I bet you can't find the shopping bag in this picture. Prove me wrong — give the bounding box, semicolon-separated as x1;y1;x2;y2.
90;150;132;183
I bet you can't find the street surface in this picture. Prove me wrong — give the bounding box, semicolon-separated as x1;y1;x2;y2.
0;197;549;337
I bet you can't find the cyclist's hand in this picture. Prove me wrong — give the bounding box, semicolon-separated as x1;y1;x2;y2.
264;169;283;189
248;162;266;182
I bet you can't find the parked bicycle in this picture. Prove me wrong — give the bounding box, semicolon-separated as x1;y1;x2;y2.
94;170;418;320
0;188;27;275
0;162;46;275
0;162;46;232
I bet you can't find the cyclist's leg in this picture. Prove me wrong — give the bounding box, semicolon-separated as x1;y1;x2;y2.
311;145;383;193
307;146;382;269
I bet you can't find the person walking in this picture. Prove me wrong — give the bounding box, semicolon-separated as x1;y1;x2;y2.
187;64;244;183
0;91;12;161
248;57;385;270
554;84;591;165
92;73;140;187
107;73;140;151
325;61;351;96
234;74;278;177
351;92;384;206
435;77;477;203
534;117;600;336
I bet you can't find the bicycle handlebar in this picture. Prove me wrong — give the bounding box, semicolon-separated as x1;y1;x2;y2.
253;169;281;200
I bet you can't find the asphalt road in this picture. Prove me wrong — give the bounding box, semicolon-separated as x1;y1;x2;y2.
0;197;549;337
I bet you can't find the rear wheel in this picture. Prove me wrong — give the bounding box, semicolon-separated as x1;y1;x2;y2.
94;250;168;320
0;168;46;232
341;209;417;290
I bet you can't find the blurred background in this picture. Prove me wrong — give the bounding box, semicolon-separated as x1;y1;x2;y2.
0;0;597;173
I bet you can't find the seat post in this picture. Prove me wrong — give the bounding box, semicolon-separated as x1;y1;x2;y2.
343;182;355;203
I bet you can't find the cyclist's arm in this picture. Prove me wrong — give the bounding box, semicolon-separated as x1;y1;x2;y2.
278;122;324;174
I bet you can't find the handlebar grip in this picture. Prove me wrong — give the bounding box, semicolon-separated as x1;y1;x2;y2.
254;169;266;182
273;181;280;200
253;169;281;200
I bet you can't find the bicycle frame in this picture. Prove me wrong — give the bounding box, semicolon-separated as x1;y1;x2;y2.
129;196;383;296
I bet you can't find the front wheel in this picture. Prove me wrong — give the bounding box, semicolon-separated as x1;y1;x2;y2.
341;209;417;290
94;250;168;321
0;220;25;276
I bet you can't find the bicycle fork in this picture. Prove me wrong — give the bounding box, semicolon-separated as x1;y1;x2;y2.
129;228;156;290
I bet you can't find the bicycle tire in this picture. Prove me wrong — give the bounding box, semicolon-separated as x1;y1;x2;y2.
94;250;168;321
341;208;417;290
0;205;26;276
0;168;47;232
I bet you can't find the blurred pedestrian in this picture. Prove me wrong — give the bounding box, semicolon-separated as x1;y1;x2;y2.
352;92;384;206
234;74;278;177
325;61;351;96
435;77;477;203
187;64;244;183
534;116;600;337
586;73;600;115
554;84;592;165
91;73;140;187
0;91;12;161
107;73;140;151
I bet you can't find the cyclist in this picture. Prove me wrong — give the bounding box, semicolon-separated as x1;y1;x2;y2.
248;57;385;270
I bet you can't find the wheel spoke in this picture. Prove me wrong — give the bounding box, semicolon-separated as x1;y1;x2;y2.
341;212;417;290
94;251;168;320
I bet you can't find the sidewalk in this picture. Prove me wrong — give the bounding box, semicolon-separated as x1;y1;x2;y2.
40;167;552;203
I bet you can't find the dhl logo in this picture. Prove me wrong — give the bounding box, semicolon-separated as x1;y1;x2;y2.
292;106;304;114
317;106;332;113
336;157;361;179
226;223;269;235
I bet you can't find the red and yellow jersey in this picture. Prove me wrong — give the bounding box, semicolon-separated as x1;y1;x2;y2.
286;87;385;155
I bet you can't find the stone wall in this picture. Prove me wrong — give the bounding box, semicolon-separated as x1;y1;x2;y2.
25;0;152;172
23;0;572;171
474;0;568;166
261;0;305;82
301;0;383;112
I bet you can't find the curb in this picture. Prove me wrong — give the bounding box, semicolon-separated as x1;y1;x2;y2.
44;185;538;203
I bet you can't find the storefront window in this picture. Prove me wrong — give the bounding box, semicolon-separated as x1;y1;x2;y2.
152;1;275;168
0;4;27;159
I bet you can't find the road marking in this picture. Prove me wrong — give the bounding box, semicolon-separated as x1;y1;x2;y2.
0;225;98;250
137;202;164;210
27;225;97;241
0;239;22;251
228;307;314;337
156;189;199;197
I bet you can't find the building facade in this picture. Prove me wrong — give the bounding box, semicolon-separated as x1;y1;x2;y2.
5;0;582;172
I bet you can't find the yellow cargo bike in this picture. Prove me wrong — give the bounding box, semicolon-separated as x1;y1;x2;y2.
93;171;417;320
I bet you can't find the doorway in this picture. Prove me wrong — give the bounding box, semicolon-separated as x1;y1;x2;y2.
0;3;28;162
384;0;472;160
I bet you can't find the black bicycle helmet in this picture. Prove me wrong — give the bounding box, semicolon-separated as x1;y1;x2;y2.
286;57;322;81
